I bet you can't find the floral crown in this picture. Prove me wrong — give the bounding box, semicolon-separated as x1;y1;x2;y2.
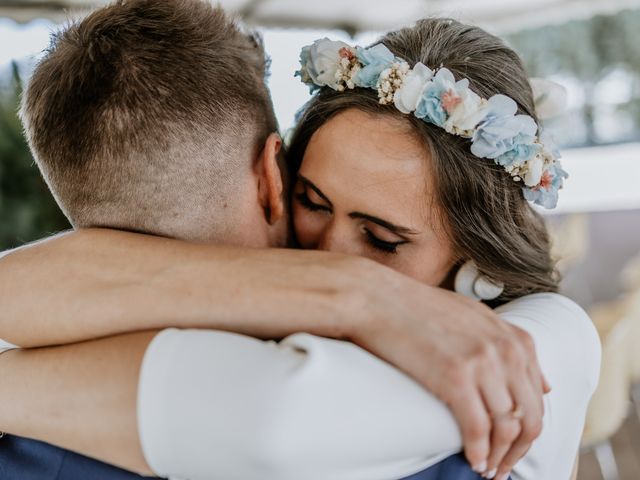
295;39;568;209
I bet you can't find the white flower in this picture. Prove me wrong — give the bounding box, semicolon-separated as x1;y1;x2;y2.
444;83;490;136
393;62;433;114
530;77;568;120
304;38;352;90
524;154;544;187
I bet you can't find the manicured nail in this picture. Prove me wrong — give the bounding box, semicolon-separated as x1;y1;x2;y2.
472;461;487;473
496;472;511;480
484;469;497;479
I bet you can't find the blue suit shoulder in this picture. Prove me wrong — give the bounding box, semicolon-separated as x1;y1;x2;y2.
0;434;163;480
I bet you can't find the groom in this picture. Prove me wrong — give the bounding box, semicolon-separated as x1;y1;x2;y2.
0;0;521;478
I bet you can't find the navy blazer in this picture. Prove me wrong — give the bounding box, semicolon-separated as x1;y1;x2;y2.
400;453;485;479
0;434;505;479
0;435;162;480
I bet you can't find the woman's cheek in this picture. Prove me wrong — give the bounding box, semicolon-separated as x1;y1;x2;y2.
292;204;325;248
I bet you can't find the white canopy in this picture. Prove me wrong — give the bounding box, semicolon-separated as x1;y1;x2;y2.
2;0;640;33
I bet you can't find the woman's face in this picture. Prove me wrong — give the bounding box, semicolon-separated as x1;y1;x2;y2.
293;108;457;286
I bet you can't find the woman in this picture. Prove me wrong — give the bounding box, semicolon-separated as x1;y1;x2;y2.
281;18;592;479
0;15;598;480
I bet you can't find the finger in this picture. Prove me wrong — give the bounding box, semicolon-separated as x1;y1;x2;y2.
521;352;546;441
509;327;546;418
448;386;492;473
542;372;552;394
512;326;549;396
527;360;547;403
494;444;532;480
480;374;521;476
496;375;544;477
526;363;545;416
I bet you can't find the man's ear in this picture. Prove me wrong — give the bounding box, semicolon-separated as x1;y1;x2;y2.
256;133;284;225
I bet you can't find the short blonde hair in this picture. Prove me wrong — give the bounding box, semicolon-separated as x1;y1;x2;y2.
21;0;277;239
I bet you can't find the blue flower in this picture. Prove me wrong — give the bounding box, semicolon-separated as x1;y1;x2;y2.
538;129;562;160
298;45;310;71
495;142;542;167
471;95;538;159
295;45;320;93
549;161;569;191
522;162;568;209
414;69;456;127
523;186;558;209
295;39;352;92
353;44;395;88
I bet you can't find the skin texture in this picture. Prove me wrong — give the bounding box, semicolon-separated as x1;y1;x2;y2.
293;109;545;478
0;332;157;474
294;109;456;286
0;121;550;477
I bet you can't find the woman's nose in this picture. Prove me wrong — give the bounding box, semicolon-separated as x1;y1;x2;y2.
317;222;355;256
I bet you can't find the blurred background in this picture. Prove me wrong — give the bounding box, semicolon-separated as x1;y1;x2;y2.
1;0;639;478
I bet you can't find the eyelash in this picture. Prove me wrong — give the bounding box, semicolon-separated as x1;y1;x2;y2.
295;191;330;213
295;190;407;255
363;228;405;255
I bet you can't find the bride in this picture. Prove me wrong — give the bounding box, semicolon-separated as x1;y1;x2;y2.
0;6;599;480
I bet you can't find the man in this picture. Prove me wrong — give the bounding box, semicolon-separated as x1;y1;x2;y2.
0;0;555;478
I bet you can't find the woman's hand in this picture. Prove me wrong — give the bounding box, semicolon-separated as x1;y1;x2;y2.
344;262;548;477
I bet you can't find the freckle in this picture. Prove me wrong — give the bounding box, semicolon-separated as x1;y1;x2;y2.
224;203;228;208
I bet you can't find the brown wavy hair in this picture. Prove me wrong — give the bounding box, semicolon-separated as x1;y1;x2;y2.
287;18;559;304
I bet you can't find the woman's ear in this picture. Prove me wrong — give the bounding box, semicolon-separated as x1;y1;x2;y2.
256;133;284;225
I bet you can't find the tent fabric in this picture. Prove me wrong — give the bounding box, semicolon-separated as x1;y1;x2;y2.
2;0;640;33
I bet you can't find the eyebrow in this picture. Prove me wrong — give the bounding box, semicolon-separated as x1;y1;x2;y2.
349;212;420;236
298;174;420;236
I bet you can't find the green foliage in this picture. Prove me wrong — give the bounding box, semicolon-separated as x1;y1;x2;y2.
0;62;70;250
507;9;640;146
507;9;640;81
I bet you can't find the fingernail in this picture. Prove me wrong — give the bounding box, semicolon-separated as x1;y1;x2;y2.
496;472;511;480
484;469;497;479
472;461;487;473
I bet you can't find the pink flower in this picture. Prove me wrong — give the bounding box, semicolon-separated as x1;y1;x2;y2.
539;170;553;190
441;89;462;113
339;47;355;61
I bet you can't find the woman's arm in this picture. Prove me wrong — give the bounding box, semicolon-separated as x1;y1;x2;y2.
0;330;459;480
0;294;599;480
0;228;549;472
136;294;600;480
493;294;601;480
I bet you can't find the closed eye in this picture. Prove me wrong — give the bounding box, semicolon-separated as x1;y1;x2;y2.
295;190;331;213
363;227;408;254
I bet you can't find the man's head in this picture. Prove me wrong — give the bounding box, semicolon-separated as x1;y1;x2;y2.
21;0;288;247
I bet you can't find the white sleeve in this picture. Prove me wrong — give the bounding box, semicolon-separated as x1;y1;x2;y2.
0;338;18;354
495;293;601;480
0;247;22;354
137;293;600;480
138;328;459;480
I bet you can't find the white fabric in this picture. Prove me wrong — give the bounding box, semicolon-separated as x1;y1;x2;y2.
0;338;18;355
137;293;601;480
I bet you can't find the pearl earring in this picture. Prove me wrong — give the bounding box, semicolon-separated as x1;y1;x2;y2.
454;261;504;301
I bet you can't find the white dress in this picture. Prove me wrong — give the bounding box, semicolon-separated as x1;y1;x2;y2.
137;293;601;480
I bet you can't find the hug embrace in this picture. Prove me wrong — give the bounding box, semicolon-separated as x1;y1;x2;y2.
0;0;600;479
